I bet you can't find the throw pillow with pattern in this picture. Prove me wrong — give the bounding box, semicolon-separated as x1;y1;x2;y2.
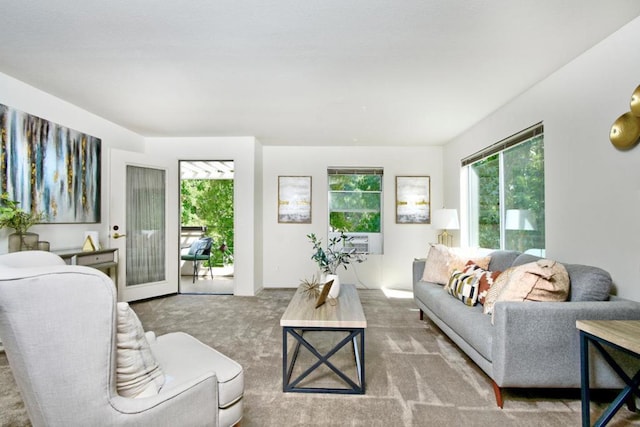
445;269;481;306
463;262;502;305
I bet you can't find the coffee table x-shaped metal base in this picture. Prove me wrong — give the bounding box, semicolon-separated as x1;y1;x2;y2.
282;326;365;394
580;331;640;426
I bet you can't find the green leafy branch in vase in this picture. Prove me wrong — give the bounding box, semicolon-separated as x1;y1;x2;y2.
307;231;365;275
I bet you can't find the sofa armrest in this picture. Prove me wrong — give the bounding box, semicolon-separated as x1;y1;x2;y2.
413;258;426;287
491;299;640;388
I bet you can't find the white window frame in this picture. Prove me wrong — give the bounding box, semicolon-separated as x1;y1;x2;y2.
327;168;383;254
462;123;545;254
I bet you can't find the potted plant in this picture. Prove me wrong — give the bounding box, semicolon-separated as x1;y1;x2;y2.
0;193;45;252
307;232;365;297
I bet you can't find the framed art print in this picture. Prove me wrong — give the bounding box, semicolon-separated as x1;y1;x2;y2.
395;176;430;224
0;103;101;223
278;176;312;223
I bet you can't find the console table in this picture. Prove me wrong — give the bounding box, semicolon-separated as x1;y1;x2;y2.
576;320;640;426
55;248;119;287
281;283;367;394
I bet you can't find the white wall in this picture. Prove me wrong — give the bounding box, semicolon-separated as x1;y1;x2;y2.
0;72;145;252
9;14;638;299
262;146;443;291
253;143;264;293
443;17;640;301
145;137;262;296
0;74;439;295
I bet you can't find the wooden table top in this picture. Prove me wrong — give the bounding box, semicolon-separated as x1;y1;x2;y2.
576;320;640;355
280;283;367;328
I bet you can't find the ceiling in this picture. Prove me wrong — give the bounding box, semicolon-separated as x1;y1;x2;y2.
1;1;639;147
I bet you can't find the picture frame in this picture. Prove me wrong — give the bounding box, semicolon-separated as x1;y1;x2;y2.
0;103;102;223
395;176;431;224
278;176;312;223
315;279;334;308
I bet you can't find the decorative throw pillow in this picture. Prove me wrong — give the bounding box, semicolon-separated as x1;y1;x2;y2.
483;266;519;315
449;253;491;277
116;302;165;398
519;259;570;302
445;269;481;306
422;244;453;284
421;244;491;285
477;270;502;305
463;262;502;305
483;260;570;316
462;259;483;273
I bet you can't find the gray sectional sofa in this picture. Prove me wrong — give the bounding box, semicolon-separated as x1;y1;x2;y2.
413;250;640;408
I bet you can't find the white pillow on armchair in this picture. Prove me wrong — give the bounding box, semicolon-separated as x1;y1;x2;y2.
116;302;165;398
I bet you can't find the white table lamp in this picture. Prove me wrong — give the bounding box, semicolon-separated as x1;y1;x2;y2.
433;209;459;247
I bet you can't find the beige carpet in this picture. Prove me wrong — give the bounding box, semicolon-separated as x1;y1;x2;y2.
179;274;234;295
1;289;640;426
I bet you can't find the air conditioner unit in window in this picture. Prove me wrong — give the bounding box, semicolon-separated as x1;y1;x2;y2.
344;235;369;254
329;232;382;255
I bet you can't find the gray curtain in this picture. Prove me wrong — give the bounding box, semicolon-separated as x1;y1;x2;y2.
126;166;166;286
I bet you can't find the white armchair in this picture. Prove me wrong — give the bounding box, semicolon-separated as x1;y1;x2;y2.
0;251;243;426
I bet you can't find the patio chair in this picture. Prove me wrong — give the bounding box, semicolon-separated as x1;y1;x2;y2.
181;237;214;283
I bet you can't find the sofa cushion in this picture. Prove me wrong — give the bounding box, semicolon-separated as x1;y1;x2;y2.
487;250;520;272
414;281;493;361
512;253;542;267
564;263;612;301
151;332;244;409
116;302;165;398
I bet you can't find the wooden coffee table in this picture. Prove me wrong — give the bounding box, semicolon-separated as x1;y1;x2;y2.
281;283;367;394
576;320;640;426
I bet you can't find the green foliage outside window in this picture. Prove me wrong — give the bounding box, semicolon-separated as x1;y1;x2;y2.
503;136;545;252
181;179;234;266
471;135;544;252
328;174;381;233
473;154;500;249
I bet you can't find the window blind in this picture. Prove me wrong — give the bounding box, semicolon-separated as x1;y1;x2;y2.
327;167;383;175
461;122;543;167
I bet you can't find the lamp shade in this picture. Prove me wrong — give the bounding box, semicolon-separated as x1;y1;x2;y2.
505;209;536;231
432;209;459;230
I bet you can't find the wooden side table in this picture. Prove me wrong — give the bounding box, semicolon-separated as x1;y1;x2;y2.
576;320;640;426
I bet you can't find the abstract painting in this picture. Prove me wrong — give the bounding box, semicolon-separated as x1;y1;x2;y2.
396;176;430;224
278;176;311;223
0;103;101;223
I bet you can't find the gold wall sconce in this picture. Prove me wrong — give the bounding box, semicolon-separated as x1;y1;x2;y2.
610;85;640;150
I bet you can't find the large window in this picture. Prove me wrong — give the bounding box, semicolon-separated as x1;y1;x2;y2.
464;124;545;254
328;168;383;254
